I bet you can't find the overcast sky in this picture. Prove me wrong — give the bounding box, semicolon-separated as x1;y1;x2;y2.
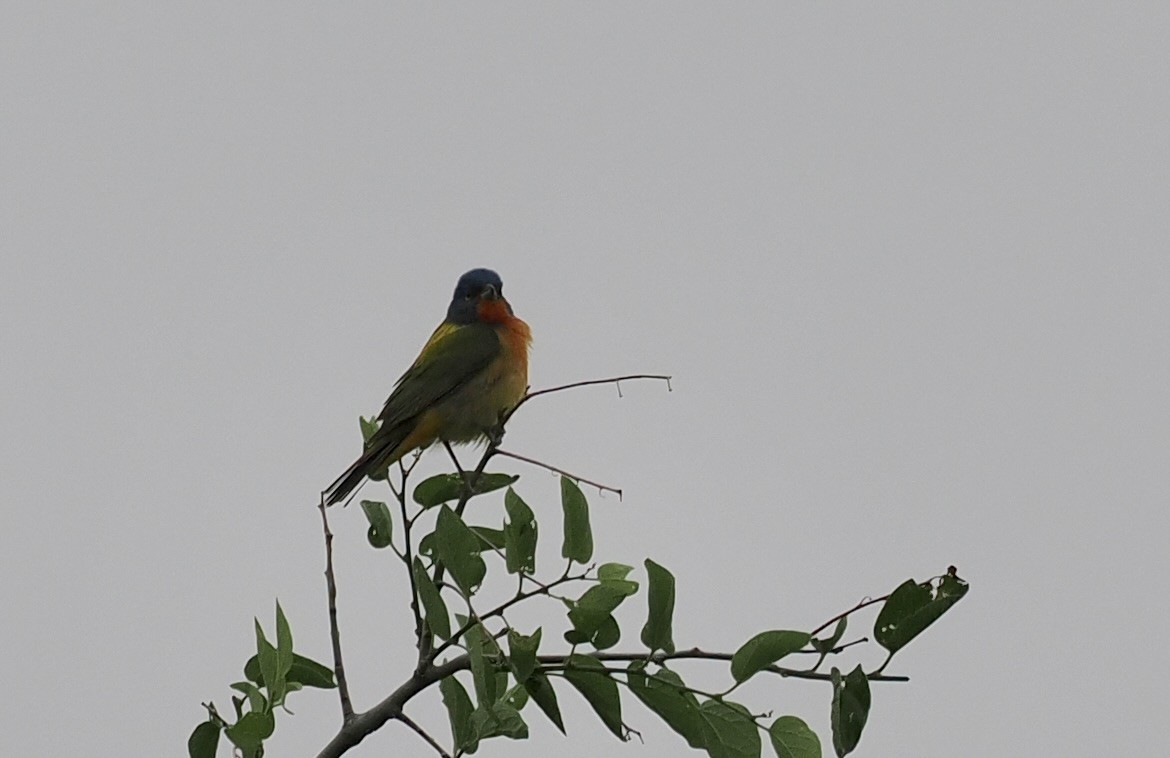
3;3;1168;757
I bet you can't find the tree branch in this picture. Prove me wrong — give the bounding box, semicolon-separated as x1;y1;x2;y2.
396;711;452;758
317;492;354;721
428;568;585;662
494;448;622;499
315;642;905;758
501;374;672;426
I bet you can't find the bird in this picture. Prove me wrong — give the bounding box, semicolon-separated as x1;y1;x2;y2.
324;268;531;506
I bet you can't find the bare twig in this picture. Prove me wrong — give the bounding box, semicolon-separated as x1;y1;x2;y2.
502;374;672;426
494;448;623;499
810;595;889;638
393;469;425;649
318;492;354;721
395;712;452;758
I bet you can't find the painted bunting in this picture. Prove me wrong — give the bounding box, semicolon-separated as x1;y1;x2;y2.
324;269;531;505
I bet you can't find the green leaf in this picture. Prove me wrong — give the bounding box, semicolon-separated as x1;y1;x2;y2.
503;488;538;574
697;699;761;758
244;653;335;690
627;664;704;749
413;472;519;508
560;476;593;563
471;526;507;550
641;558;676;654
440;675;479;754
287;653;335;689
359;500;394;549
562;654;624;740
230;681;266;713
507;628;541;683
275;602;293;683
830;666;870;757
224;710;274;757
255;618;283;707
413;557;452;639
567;584;635;640
598;563;635;581
503;683;529;711
769;716;822;758
433;506;487;595
874;573;969;655
466;621;501;706
591;614;621;650
359;416;380;444
811;617;847;655
471;702;529;741
524;672;565;733
187;721;220;758
730;630;811;683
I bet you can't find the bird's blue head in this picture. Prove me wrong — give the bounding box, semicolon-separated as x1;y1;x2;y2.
446;268;508;324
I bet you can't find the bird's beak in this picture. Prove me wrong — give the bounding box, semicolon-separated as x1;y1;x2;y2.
481;283;500;300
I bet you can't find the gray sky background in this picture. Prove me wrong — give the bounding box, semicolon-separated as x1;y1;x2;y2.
3;3;1168;757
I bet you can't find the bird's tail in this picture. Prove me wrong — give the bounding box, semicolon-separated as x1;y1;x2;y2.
324;421;413;506
323;451;374;506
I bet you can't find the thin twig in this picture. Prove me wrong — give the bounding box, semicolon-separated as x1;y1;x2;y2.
502;374;672;426
441;441;466;480
546;649;910;683
429;569;585;661
394;468;425;649
395;712;452;758
810;595;889;638
495;448;623;499
318;492;354;721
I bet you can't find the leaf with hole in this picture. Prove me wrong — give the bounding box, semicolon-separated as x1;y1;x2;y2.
830;666;870;757
874;573;968;655
504;488;538;574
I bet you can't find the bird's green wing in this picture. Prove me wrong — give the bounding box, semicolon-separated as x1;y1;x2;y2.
377;321;502;424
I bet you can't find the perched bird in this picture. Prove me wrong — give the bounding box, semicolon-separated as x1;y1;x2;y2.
324;268;531;505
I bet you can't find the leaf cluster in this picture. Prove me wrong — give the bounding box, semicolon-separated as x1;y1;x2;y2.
188;602;336;758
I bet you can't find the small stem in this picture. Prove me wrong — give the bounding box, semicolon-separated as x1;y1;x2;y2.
396;469;425;651
318;492;354;721
810;595;889;638
501;374;673;425
494;448;622;499
395;712;452;758
429;570;587;661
